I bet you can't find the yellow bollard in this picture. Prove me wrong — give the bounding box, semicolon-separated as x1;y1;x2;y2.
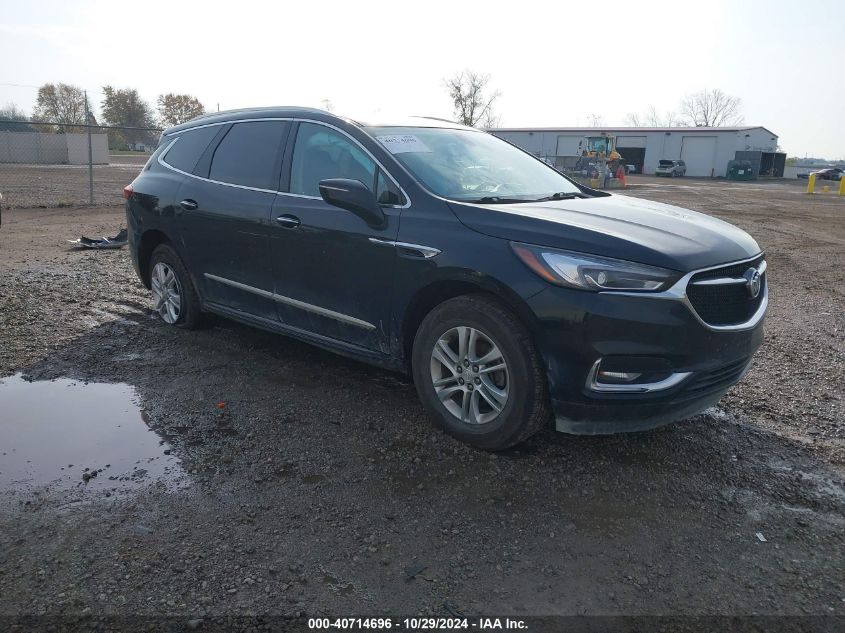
823;185;830;193
806;173;816;194
840;177;845;196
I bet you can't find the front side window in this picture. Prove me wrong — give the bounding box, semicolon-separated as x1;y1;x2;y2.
366;126;581;202
162;126;220;173
289;123;376;197
209;121;288;189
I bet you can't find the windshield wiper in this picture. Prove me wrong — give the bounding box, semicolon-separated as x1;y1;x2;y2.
529;192;586;202
466;196;531;204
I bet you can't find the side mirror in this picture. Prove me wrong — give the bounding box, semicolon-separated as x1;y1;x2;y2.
318;178;385;227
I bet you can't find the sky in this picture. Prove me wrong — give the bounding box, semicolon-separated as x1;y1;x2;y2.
0;0;842;159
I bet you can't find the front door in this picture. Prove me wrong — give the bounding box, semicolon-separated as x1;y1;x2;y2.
269;122;405;353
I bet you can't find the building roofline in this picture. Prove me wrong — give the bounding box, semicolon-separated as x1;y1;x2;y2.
490;125;778;137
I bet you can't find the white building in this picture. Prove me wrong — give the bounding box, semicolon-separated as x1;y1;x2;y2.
490;126;782;178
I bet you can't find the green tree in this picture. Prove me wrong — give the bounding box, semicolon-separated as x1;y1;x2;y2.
157;93;206;127
100;86;157;148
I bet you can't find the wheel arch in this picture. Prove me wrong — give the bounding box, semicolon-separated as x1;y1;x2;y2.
400;273;542;370
137;229;174;289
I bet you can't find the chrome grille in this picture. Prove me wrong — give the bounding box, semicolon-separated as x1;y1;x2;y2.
686;256;766;327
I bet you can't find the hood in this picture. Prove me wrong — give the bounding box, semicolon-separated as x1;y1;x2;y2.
448;194;761;272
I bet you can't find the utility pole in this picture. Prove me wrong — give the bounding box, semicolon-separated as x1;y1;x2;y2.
85;90;94;206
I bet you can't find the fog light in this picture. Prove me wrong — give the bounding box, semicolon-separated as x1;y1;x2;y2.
587;358;692;393
598;370;642;382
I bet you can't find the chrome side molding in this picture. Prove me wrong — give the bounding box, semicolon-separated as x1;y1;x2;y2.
203;273;376;330
368;237;441;259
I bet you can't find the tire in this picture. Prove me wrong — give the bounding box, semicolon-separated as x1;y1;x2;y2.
149;243;202;329
411;294;550;450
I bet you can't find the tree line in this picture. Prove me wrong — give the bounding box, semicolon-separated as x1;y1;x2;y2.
444;72;744;131
2;77;745;147
0;82;206;149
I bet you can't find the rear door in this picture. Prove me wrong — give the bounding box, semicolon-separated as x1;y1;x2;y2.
269;121;404;352
174;120;290;321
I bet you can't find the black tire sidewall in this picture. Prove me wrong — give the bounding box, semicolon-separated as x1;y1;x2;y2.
412;296;542;450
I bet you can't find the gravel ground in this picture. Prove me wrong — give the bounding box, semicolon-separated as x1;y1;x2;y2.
0;177;843;630
0;154;148;208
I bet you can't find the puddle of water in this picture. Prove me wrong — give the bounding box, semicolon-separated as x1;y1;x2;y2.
0;373;184;493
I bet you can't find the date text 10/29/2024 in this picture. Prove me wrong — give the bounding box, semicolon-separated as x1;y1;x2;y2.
308;618;528;630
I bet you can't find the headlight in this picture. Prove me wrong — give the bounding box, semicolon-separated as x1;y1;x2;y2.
511;243;682;292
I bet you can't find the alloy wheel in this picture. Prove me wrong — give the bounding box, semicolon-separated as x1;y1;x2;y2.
430;326;509;425
151;262;182;324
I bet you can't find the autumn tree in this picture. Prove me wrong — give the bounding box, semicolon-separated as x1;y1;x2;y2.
157;93;205;127
679;88;744;127
445;70;501;128
101;86;157;148
31;83;87;132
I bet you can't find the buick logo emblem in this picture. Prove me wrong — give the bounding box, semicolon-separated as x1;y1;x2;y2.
744;267;762;299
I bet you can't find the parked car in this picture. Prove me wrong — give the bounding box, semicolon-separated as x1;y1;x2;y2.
126;107;767;450
655;159;687;177
810;167;843;181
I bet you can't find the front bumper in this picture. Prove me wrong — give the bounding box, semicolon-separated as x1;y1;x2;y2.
527;271;766;435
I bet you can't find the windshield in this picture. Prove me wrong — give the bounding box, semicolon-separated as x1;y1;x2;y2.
365;126;582;202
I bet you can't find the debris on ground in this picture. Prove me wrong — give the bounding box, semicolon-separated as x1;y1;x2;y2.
67;228;128;249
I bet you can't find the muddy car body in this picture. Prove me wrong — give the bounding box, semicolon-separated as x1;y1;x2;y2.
126;107;766;449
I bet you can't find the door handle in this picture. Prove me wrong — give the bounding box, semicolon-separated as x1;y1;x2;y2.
180;199;198;211
275;214;301;228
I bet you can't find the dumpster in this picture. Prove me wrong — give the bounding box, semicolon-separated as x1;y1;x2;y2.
727;159;754;181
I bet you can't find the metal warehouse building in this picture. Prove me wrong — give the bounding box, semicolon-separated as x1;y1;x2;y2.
490;126;783;178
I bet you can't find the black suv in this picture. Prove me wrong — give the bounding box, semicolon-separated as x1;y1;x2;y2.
126;107;767;450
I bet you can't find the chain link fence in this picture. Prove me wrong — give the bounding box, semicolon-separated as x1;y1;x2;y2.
0;120;162;208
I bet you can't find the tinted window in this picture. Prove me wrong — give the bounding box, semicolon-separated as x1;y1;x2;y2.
289;123;376;197
209;121;288;189
162;126;220;173
376;170;403;205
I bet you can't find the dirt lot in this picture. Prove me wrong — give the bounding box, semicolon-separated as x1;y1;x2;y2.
0;177;843;630
0;154;149;208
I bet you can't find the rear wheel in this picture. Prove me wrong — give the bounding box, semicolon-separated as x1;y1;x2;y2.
149;244;202;329
411;295;550;450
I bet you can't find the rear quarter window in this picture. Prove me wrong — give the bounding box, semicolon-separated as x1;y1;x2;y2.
161;126;221;173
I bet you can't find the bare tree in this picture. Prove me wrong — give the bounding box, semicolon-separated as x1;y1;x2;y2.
0;102;35;131
32;83;87;130
625;112;642;126
157;93;205;126
679;88;744;127
445;70;500;128
625;105;681;127
320;98;334;113
587;113;605;127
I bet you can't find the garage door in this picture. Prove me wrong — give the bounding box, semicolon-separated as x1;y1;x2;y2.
680;136;717;177
556;135;583;156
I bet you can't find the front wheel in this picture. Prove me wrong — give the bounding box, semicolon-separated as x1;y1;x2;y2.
411;295;550;450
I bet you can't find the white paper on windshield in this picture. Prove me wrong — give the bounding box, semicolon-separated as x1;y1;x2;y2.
376;134;432;154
